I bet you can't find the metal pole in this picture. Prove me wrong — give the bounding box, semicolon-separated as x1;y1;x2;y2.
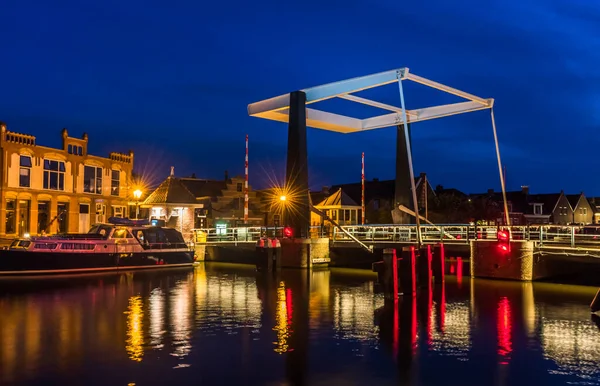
361;152;365;225
490;109;510;226
244;134;249;224
424;174;428;221
397;71;421;245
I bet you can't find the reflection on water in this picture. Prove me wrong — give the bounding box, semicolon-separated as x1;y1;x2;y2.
125;295;144;362
0;264;599;385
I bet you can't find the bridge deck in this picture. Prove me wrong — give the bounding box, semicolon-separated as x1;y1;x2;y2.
192;224;600;250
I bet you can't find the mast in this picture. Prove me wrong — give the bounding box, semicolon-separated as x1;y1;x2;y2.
361;152;365;225
244;134;249;224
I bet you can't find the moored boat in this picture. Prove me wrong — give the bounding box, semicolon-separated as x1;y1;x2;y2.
0;217;195;275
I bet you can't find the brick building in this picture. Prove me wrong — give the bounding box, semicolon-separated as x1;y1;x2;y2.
0;122;134;238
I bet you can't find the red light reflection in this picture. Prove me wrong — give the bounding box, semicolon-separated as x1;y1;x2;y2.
497;297;512;364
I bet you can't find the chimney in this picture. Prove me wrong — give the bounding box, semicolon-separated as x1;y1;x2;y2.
487;188;494;195
419;172;426;179
521;185;529;195
191;173;196;179
373;178;379;182
224;170;229;181
170;166;175;177
322;186;330;194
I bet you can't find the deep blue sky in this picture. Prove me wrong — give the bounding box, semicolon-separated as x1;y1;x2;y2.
1;0;598;194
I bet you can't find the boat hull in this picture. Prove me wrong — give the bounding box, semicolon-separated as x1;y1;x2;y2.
0;249;195;275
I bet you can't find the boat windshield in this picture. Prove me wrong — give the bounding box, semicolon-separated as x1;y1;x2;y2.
88;224;113;237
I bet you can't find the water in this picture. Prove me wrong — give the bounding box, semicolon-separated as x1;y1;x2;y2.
1;263;599;386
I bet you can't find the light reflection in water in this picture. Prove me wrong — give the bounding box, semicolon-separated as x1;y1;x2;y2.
333;282;384;342
125;295;144;362
429;301;471;360
497;297;512;364
273;281;291;354
148;288;165;348
170;280;192;358
541;316;600;381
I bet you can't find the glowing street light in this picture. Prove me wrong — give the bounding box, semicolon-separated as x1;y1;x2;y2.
133;189;143;219
280;195;287;202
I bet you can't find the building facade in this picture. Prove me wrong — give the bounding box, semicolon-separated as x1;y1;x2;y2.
0;123;134;238
142;170;266;242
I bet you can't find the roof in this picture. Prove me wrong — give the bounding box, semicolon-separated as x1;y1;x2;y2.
565;194;583;210
143;176;197;205
179;178;228;199
316;188;359;207
331;176;435;205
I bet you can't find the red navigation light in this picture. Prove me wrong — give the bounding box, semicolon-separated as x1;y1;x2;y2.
497;229;510;253
283;226;293;238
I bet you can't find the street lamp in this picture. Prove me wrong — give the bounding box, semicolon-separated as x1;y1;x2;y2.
280;195;286;202
133;189;142;219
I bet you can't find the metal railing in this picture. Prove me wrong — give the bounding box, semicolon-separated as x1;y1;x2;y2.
193;224;600;248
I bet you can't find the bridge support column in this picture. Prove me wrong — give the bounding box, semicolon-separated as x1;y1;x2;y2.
285;90;310;239
392;123;414;224
280;238;330;268
432;243;445;282
470;240;535;281
398;246;417;295
417;245;432;288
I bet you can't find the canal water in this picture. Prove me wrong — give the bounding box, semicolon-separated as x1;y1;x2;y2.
0;263;599;386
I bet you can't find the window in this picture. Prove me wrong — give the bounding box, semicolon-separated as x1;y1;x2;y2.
68;145;83;156
5;199;16;234
111;170;120;196
112;206;125;218
582;207;588;215
57;203;69;233
533;204;542;215
236;183;243;192
19;155;32;187
84;165;103;194
43;159;65;190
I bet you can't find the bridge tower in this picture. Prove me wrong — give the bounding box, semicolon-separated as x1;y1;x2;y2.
248;67;504;254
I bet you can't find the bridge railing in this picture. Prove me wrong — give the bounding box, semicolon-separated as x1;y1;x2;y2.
192;224;600;248
193;226;329;243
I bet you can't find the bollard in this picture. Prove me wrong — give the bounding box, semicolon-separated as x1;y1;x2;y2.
432;243;445;282
399;246;417;295
417;245;433;288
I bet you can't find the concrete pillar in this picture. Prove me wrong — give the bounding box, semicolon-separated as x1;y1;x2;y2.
432;243;445;282
392;123;414;224
470;240;535;281
398;246;417;295
285;91;310;239
417;245;432;288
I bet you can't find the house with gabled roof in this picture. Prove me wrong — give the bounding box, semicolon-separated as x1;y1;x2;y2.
142;168;267;240
471;186;595;226
566;193;594;225
311;187;362;226
330;172;435;224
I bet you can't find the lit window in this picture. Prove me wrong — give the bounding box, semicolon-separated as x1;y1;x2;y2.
111;170;120;196
84;165;103;194
533;204;542;215
19;155;32;187
43;159;65;190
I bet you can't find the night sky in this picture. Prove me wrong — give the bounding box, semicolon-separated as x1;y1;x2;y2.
1;0;598;194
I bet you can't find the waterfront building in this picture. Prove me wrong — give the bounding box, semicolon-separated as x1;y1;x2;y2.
0;123;134;238
311;188;361;226
142;169;265;241
331;172;435;224
473;187;595;225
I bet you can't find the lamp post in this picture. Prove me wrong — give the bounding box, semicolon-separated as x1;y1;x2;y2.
133;189;142;220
